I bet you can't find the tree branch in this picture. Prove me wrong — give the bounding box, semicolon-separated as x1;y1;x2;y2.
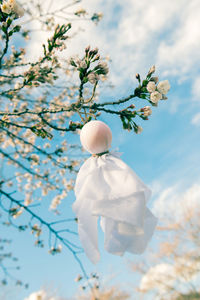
0;189;91;284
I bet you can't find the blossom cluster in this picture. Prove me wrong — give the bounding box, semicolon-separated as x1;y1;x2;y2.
48;244;62;255
146;68;170;104
70;46;109;86
140;106;152;117
1;0;24;18
120;66;170;134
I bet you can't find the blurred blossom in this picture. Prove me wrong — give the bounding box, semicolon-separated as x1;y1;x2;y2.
74;274;83;282
1;0;24;18
13;208;23;219
161;95;168;100
77;60;87;69
150;76;159;84
1;1;12;14
157;80;170;95
74;8;87;17
24;194;32;206
148;65;155;75
87;72;99;84
141;106;152;117
97;61;109;75
136;126;143;134
50;190;67;210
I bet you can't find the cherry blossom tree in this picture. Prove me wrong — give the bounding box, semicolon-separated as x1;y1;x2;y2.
133;192;200;300
0;0;170;289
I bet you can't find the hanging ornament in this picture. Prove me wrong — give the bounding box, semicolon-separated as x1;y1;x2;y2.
72;120;157;264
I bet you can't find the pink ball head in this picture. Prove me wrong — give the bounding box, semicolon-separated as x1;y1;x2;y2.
80;120;112;154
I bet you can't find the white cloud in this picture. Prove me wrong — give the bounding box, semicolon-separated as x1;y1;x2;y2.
192;77;200;101
18;0;200;121
152;181;200;222
156;0;200;78
118;0;184;47
93;0;200;84
191;113;200;125
22;0;200;85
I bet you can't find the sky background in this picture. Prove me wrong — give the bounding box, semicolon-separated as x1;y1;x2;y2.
1;0;200;299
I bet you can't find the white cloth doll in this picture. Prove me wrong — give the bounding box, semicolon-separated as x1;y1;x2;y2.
72;120;157;264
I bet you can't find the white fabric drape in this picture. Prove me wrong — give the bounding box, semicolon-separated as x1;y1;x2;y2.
73;153;157;264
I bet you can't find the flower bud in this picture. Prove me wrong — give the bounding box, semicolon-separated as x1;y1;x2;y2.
96;61;109;75
70;58;77;67
148;65;155;75
87;72;99;84
85;45;90;54
93;47;98;55
93;54;100;62
78;60;87;69
150;76;159;83
75;275;83;282
136;73;140;81
128;104;135;109
141;106;152;117
89;47;98;58
136;126;143;134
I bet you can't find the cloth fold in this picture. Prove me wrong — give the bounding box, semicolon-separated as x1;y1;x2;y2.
72;153;157;264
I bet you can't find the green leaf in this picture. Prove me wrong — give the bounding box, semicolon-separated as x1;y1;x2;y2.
12;25;21;33
134;87;141;97
140;94;147;99
142;80;148;87
43;44;47;56
70;60;77;67
8;30;13;36
1;25;7;34
7;18;12;27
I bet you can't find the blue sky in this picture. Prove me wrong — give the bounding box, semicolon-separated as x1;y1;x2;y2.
1;0;200;299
